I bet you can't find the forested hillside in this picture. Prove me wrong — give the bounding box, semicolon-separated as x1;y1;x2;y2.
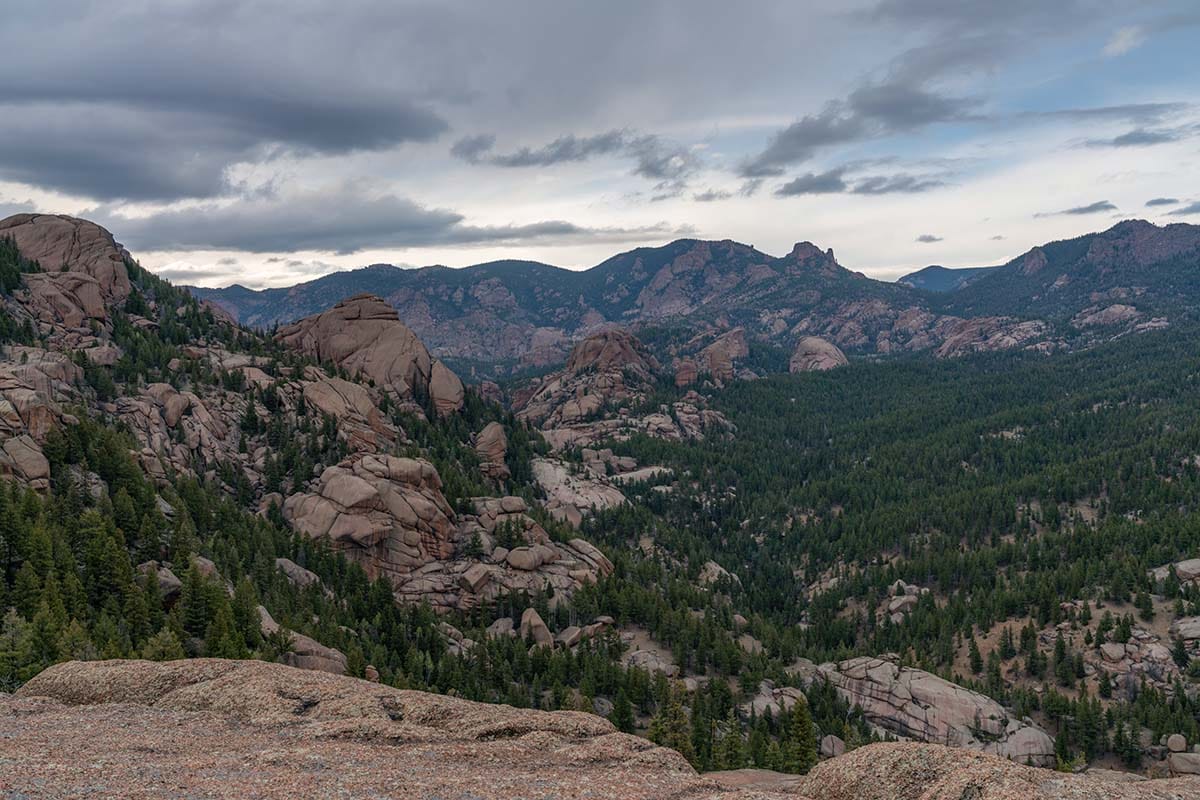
2;214;1200;779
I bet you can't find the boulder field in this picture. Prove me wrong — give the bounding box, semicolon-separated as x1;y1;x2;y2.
5;659;1199;800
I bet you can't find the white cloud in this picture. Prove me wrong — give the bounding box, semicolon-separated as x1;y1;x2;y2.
1103;26;1146;56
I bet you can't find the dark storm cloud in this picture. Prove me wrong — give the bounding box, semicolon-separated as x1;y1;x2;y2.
1146;197;1179;206
0;2;451;201
93;185;686;254
1035;200;1118;217
775;169;849;196
915;234;943;243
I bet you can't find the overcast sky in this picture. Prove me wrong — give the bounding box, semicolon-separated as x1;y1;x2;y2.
2;1;1199;288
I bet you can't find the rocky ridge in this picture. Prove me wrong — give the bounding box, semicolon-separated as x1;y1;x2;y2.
190;220;1200;378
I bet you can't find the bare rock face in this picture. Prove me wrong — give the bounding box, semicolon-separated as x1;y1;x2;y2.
817;657;1055;767
7;659;776;800
284;459;612;612
1073;303;1141;328
520;608;554;648
474;421;510;481
531;457;626;527
934;317;1050;359
516;329;732;450
282;454;455;585
790;336;848;372
257;606;347;674
392;495;613;612
276;294;463;416
698;327;749;384
0;214;132;327
517;329;656;429
674;358;700;387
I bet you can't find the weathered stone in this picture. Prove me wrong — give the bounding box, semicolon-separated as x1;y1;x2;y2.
474;421;510;481
519;608;553;649
790;336;848;372
816;656;1055;767
276;293;462;416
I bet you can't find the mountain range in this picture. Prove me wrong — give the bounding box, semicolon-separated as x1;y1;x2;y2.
191;219;1200;378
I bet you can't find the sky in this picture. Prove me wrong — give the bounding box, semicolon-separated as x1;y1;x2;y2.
1;1;1199;288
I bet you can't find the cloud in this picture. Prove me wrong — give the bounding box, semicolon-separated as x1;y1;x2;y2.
1085;126;1190;148
92;183;687;254
156;266;241;283
1169;202;1200;216
1145;197;1179;207
915;234;942;243
0;96;445;204
693;188;733;202
1103;25;1146;56
851;173;944;194
775;168;849;196
484;130;628;167
990;235;1006;240
740;84;972;177
449;134;497;163
1035;200;1117;217
453;128;698;193
774;165;944;197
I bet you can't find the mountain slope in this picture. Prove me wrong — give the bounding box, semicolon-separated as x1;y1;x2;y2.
192;219;1200;378
898;264;999;292
937;219;1200;321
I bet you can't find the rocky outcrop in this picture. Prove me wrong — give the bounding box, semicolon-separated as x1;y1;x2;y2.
516;329;657;430
789;336;848;372
1073;303;1141;328
7;658;787;800
934;317;1050;359
516;330;732;450
474;421;510;481
284;459;612;612
257;606;347;674
1;214;132;328
531;457;626;527
282;454;456;585
814;656;1055;767
275;294;463;416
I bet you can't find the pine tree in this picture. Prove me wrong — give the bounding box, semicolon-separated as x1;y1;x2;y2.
141;627;185;661
968;636;983;674
649;685;694;765
610;688;635;733
717;708;747;769
781;700;818;774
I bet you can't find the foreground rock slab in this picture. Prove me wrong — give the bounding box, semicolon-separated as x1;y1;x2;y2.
6;660;1198;799
6;659;786;800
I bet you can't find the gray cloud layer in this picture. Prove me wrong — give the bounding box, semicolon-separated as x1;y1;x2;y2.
94;184;687;254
